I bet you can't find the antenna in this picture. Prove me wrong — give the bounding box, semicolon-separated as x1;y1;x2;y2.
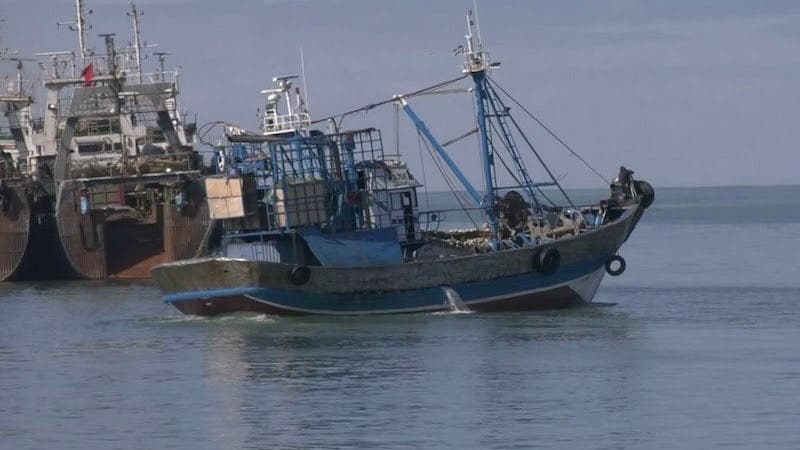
461;9;491;74
153;51;170;81
0;56;34;97
472;0;483;46
300;47;310;114
0;17;20;60
127;2;143;83
57;0;93;59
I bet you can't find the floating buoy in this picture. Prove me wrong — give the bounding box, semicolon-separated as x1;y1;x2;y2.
605;255;626;276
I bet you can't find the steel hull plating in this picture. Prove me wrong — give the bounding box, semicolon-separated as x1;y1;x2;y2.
55;178;210;280
0;184;70;281
152;204;642;316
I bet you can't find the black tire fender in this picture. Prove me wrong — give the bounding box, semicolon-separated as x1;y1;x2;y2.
534;247;561;275
605;255;626;276
289;265;311;285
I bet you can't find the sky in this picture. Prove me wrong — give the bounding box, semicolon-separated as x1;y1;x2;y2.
1;0;799;189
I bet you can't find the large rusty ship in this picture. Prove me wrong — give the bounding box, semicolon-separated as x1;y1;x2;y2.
0;53;65;281
29;1;210;279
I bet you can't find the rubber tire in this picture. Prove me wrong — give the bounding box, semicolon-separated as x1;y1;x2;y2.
535;247;561;275
289;265;311;285
605;255;626;276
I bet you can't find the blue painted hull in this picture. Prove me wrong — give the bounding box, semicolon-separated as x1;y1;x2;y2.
162;259;607;315
153;201;644;316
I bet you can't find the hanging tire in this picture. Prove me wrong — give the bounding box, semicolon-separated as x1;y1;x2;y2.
605;255;626;276
534;247;560;275
289;265;311;285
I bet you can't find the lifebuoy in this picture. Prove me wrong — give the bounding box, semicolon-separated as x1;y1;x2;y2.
605;255;626;276
289;265;311;285
534;247;560;275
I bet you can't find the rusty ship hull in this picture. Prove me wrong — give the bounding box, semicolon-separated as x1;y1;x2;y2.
0;181;69;281
55;175;210;279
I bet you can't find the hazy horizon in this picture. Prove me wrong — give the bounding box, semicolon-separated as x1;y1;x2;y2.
2;0;798;190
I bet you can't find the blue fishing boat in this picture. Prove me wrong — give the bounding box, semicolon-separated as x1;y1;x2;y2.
151;12;654;315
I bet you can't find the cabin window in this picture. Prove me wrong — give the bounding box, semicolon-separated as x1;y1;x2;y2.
391;192;402;210
402;191;412;207
78;143;103;154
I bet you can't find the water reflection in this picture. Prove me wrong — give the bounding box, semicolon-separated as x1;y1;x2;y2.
197;306;639;448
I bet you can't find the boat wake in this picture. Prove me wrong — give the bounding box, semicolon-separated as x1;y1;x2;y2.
157;313;277;324
438;286;474;315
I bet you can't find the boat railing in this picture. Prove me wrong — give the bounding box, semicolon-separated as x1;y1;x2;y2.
38;52;179;87
123;68;180;86
213;128;399;233
39;52;106;82
0;78;34;98
261;111;311;135
417;206;486;233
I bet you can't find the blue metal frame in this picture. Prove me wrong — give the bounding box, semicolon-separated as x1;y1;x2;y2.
400;99;483;206
471;71;499;248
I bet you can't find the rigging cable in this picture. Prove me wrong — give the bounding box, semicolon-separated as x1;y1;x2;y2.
419;130;480;229
482;83;543;211
311;75;468;128
485;81;577;209
487;75;609;185
486;118;558;209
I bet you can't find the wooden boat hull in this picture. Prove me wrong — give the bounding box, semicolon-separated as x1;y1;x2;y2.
55;177;210;280
152;203;644;316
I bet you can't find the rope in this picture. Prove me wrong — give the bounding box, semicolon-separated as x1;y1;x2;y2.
484;81;577;209
418;130;479;229
487;76;609;185
311;75;468;127
193;219;218;258
196;120;228;148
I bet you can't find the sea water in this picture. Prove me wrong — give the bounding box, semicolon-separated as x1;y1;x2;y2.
1;185;799;449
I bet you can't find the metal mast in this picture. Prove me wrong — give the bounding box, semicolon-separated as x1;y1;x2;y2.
127;2;143;83
58;0;92;59
461;10;498;249
74;0;89;58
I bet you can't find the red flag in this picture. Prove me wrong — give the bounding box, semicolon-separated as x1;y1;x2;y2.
80;63;94;87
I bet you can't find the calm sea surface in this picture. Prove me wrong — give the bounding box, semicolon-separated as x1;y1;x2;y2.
1;185;799;449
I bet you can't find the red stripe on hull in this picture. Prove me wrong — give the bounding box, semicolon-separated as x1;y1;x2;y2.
170;285;585;316
467;286;583;312
172;295;306;316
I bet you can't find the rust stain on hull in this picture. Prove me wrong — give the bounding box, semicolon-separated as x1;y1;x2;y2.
0;184;31;281
56;179;209;280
